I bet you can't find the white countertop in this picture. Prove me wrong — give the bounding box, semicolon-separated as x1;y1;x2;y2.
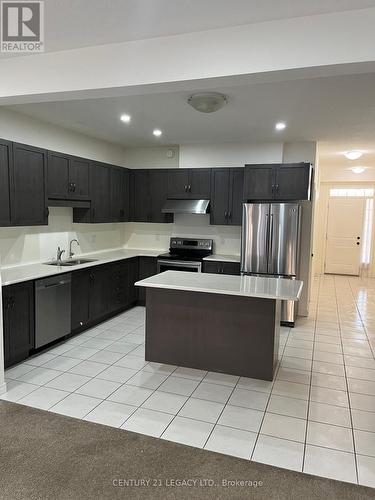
202;254;240;263
136;271;303;301
0;249;161;286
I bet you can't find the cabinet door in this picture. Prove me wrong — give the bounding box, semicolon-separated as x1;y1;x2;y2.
89;266;111;321
203;260;240;275
126;258;139;305
4;281;34;367
69;156;90;200
110;166;127;222
210;169;230;225
276;163;312;201
90;163;111;222
2;291;11;367
243;165;276;201
0;139;12;226
71;270;91;331
130;170;151;222
189;169;211;199
167;169;189;199
11;143;48;226
47;151;70;199
138;257;157;303
221;261;241;275
228;168;244;226
149;169;173;223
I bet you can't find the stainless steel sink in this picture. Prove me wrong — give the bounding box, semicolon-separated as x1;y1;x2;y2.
45;258;97;267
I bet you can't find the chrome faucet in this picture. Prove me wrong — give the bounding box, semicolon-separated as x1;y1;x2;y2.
68;239;80;259
56;246;65;264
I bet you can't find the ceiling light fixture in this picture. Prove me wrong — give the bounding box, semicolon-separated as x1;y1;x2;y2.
153;129;162;137
275;122;286;131
120;114;131;123
351;166;366;174
344;150;363;160
187;92;228;113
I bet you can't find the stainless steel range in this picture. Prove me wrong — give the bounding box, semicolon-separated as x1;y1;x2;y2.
157;237;213;273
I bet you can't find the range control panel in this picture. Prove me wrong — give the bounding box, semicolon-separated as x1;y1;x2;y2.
169;237;213;252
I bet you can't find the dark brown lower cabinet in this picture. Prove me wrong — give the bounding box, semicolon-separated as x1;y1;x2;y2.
138;257;158;303
2;281;34;368
202;260;240;275
71;258;140;333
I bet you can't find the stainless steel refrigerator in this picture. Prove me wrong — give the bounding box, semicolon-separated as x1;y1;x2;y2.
240;203;301;325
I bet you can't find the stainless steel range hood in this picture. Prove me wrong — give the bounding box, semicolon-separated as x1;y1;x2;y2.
161;199;210;215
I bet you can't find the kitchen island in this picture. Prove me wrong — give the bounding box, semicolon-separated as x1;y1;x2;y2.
136;271;303;381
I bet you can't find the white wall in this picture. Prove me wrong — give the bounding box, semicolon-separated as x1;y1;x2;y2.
123;146;179;169
0;108;128;166
179;142;283;168
124;215;241;256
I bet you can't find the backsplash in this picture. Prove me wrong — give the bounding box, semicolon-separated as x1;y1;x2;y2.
124;214;241;255
0;210;241;268
0;207;125;267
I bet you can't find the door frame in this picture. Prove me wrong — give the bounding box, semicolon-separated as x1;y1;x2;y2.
314;182;375;277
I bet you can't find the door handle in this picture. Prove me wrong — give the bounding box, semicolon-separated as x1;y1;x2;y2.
357;242;360;245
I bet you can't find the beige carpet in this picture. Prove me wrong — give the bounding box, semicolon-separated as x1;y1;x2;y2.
0;400;372;500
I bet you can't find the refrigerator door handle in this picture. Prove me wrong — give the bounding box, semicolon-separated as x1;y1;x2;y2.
268;213;274;273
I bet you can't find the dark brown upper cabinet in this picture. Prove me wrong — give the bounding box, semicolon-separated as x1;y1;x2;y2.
0;139;12;226
47;151;90;201
11;142;48;226
110;166;129;222
167;168;211;199
90;162;112;222
243;163;312;201
130;169;173;223
210;168;244;226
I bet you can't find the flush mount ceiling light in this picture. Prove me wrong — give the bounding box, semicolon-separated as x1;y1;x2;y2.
120;114;131;123
153;129;162;137
351;166;366;174
344;150;363;160
187;92;228;113
275;122;286;131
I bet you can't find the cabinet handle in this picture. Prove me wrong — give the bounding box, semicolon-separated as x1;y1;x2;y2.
188;185;191;192
73;183;76;192
184;185;188;192
224;210;228;219
228;211;232;220
276;184;279;192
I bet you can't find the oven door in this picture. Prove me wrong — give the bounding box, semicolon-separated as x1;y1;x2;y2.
157;259;202;273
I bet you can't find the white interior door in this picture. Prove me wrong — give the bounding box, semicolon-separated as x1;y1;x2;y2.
325;197;365;275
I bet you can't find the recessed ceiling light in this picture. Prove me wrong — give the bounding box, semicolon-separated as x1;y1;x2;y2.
120;114;131;123
344;150;363;160
153;129;162;137
275;122;286;131
351;166;366;174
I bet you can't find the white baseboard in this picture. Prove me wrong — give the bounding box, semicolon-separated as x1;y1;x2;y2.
0;381;7;396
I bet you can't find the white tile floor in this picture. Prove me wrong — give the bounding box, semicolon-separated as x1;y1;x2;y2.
2;274;375;488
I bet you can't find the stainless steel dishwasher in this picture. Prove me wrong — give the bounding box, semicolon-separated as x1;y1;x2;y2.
35;274;72;349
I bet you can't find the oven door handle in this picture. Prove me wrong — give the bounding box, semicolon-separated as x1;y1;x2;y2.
157;259;202;272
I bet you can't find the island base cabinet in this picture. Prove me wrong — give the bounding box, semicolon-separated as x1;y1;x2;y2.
2;282;34;368
145;288;280;381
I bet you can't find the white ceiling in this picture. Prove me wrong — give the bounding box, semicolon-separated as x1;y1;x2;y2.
8;73;375;166
2;0;375;57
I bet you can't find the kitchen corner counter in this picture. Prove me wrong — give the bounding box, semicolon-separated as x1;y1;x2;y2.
136;271;303;301
202;254;240;263
0;248;162;287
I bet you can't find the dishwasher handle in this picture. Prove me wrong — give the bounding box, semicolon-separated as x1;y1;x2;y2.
35;274;71;291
